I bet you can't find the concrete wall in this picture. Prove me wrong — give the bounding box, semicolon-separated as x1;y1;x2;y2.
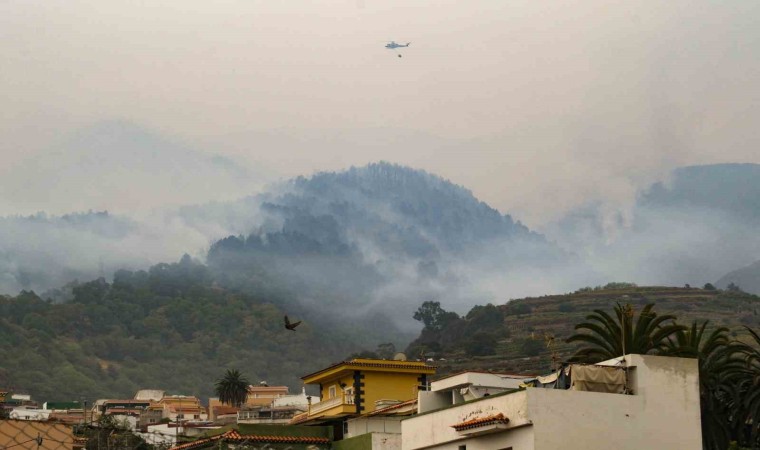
372;432;402;450
347;417;402;437
431;373;523;392
418;391;450;414
402;390;532;450
528;354;701;450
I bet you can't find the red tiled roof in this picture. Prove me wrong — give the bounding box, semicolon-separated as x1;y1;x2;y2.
169;430;329;450
451;413;510;431
301;359;435;380
365;398;417;417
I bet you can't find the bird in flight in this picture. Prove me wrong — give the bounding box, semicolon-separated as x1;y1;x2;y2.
284;315;302;331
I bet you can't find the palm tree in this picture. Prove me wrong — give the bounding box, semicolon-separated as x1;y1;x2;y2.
566;303;685;363
730;327;760;448
665;321;745;450
214;369;250;407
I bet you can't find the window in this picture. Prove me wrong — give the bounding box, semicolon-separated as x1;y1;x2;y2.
328;385;337;399
194;414;200;419
344;387;354;404
458;446;466;450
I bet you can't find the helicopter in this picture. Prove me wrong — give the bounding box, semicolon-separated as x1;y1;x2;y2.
385;41;410;49
385;41;410;57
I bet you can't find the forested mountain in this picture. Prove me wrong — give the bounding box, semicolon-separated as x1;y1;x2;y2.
0;163;581;322
206;163;576;325
0;256;400;401
546;163;760;289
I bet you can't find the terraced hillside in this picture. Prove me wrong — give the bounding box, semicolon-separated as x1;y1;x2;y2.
409;286;760;378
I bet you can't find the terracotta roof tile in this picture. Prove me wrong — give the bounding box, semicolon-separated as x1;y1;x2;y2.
365;398;417;417
168;430;329;450
451;413;509;431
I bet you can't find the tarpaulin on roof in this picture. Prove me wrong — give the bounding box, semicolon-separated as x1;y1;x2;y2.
570;365;626;394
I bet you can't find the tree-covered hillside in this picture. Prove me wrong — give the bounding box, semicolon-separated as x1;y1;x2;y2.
404;284;760;376
0;256;401;402
208;162;574;324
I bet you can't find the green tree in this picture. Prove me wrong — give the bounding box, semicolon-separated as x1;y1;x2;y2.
214;369;250;407
731;327;760;447
665;321;745;450
464;332;496;356
375;342;396;359
413;301;460;331
566;303;685;363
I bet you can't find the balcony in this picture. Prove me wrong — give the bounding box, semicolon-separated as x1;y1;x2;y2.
291;393;356;424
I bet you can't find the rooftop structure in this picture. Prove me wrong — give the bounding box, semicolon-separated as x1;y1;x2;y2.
403;354;702;450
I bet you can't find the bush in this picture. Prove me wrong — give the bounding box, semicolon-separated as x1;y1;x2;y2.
558;303;576;313
520;339;544;357
507;303;532;316
464;332;496;356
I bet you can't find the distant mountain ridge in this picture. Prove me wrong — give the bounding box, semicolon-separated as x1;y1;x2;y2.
1;120;267;215
546;163;760;289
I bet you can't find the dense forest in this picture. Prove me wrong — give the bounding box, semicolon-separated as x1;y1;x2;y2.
0;256;403;402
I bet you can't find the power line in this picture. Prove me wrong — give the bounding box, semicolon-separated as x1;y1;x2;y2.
2;438;37;450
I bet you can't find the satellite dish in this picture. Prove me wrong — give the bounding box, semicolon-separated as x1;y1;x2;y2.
393;352;407;361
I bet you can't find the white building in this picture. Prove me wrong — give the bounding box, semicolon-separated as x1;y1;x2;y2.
9;408;51;421
402;354;702;450
422;372;526;408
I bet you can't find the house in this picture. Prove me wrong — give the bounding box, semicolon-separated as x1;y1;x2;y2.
134;389;165;402
237;387;310;425
207;398;236;423
0;419;74;450
238;405;307;425
91;399;153;430
159;395;208;423
43;402;86;426
329;397;419;450
9;408;51;421
246;384;290;407
291;358;436;440
167;423;332;450
402;354;702;450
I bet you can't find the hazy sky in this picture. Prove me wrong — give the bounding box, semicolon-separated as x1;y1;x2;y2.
2;0;760;226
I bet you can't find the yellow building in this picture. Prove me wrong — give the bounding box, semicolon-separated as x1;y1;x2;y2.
291;358;435;437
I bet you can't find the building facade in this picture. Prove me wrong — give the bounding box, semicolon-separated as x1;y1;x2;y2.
402;354;702;450
292;358;436;440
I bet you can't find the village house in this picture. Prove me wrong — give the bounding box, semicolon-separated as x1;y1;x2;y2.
167;423;332;450
291;357;436;441
159;395;208;423
237;387;310;425
402;354;702;450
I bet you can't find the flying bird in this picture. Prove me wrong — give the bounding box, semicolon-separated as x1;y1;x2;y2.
284;315;302;331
